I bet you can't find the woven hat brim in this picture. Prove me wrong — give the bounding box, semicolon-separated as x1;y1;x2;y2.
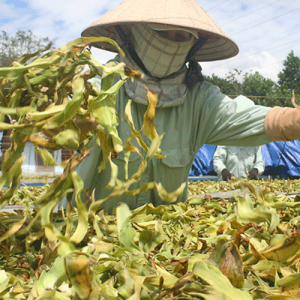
81;0;239;62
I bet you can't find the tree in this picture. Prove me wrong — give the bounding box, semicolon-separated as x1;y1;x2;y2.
205;69;295;108
204;69;243;96
203;74;234;95
278;51;300;95
0;30;53;67
241;71;285;107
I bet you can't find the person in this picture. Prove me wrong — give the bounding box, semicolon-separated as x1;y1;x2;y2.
73;0;300;214
213;146;265;181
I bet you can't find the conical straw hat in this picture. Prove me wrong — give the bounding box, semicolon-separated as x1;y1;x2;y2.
81;0;239;62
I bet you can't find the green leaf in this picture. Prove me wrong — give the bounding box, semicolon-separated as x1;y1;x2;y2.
35;146;58;166
116;203;140;251
139;230;163;253
52;129;80;149
69;170;88;244
208;239;244;288
193;261;252;300
155;182;186;203
235;194;279;232
37;256;67;294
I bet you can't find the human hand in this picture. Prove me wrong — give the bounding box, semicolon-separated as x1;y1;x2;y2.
247;168;258;180
222;169;233;181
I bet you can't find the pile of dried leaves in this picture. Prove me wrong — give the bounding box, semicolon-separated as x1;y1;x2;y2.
188;178;300;195
0;38;300;299
1;184;300;299
6;178;300;206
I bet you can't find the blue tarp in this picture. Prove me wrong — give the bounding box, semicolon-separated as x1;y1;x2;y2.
189;144;217;176
189;141;300;179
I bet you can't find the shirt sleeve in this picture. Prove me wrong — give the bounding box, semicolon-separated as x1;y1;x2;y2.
212;146;228;175
191;82;273;149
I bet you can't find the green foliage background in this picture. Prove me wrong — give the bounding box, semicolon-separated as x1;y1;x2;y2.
204;51;300;107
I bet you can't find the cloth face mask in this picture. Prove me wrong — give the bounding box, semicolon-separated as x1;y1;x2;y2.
131;24;195;78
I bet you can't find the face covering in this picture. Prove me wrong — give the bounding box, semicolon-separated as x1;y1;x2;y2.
131;24;195;78
116;24;196;107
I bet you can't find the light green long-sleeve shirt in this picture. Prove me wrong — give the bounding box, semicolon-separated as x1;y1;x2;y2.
77;80;272;213
213;146;265;181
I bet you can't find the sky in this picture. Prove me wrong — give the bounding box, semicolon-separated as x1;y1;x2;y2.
1;0;300;83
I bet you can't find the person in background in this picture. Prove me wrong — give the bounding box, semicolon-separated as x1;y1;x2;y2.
68;0;300;214
213;146;265;181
